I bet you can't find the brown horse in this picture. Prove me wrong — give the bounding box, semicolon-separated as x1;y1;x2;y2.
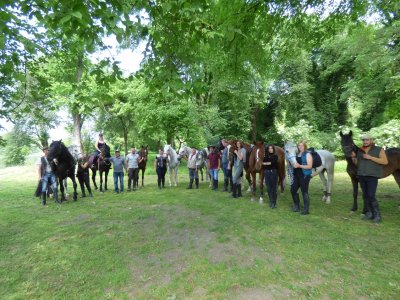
89;144;111;192
248;141;266;203
223;140;286;200
137;145;148;187
340;131;400;212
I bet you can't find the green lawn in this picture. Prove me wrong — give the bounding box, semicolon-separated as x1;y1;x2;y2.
0;161;399;299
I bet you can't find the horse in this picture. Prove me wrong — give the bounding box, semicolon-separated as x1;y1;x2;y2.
248;141;266;203
47;140;78;202
89;143;111;192
164;144;180;187
137;145;148;187
284;141;335;203
340;131;400;212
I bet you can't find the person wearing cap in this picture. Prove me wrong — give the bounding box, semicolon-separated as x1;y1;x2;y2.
207;145;221;191
109;149;126;193
351;134;388;223
36;146;59;205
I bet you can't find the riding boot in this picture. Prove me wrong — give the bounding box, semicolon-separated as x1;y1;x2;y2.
229;178;233;192
362;197;373;220
211;178;215;190
301;193;310;215
41;192;47;205
268;191;273;208
230;183;237;198
292;193;300;212
237;184;243;197
371;198;382;223
272;192;277;209
187;179;193;189
214;180;218;191
222;178;228;192
195;178;199;189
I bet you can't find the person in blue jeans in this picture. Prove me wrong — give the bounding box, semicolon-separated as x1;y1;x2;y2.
36;146;59;205
109;149;126;193
291;141;313;215
263;144;279;209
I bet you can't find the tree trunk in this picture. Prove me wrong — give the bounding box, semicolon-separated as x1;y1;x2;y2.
72;113;83;152
251;106;259;142
72;54;85;153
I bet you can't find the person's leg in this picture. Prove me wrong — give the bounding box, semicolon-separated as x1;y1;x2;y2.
128;168;133;191
300;175;311;215
49;173;59;203
194;169;199;189
161;168;167;188
113;172;119;192
120;172;124;192
187;168;194;189
265;170;273;207
133;168;139;190
359;176;373;220
156;168;162;189
290;172;301;212
271;169;278;208
84;172;93;197
366;177;381;222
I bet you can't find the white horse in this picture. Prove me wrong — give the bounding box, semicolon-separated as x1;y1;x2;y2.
284;141;335;203
178;145;192;158
164;144;180;187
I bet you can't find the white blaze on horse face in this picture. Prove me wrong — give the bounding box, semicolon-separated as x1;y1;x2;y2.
256;149;260;161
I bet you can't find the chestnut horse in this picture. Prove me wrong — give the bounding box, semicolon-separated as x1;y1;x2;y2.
223;140;286;201
340;131;400;212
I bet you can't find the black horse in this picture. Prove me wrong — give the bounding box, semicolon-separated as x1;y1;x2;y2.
47;140;78;202
340;131;400;212
90;143;111;192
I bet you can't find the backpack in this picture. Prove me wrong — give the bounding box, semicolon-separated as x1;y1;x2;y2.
308;148;322;169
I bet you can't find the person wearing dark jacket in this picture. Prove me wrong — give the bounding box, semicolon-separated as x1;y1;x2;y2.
263;144;279;209
351;134;388;223
77;154;93;198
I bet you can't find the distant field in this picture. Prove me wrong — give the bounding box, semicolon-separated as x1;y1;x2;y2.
0;161;399;299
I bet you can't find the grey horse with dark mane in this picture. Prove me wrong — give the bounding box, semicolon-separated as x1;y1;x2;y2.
284;141;335;203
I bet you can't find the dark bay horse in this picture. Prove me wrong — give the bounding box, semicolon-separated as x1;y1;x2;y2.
137;145;148;187
248;141;266;203
340;131;400;212
90;144;111;192
47;140;78;202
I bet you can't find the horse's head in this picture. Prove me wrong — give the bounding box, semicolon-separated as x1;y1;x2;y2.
140;145;148;161
68;144;82;161
178;145;187;157
48;140;64;161
253;141;265;171
195;150;205;164
284;141;298;166
339;131;356;158
100;143;111;158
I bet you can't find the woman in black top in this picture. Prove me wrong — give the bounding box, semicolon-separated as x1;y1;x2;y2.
77;154;93;197
154;149;167;189
263;144;279;208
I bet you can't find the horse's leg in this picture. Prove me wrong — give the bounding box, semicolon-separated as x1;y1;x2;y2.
319;171;328;203
105;168;109;191
167;167;172;187
64;178;69;197
92;169;98;190
174;167;178;187
142;168;145;187
326;168;334;204
250;172;256;202
71;174;78;201
393;170;400;188
351;177;359;212
200;167;203;181
246;171;252;193
99;170;103;192
259;171;264;204
59;177;66;202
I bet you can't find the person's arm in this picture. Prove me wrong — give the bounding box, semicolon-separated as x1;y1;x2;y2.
95;140;100;152
363;149;388;165
236;149;243;161
295;153;312;169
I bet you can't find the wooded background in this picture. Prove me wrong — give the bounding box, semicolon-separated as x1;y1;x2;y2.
1;0;399;166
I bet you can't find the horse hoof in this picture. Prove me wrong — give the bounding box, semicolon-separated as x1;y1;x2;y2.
259;198;264;204
326;198;331;204
250;197;255;202
246;187;252;193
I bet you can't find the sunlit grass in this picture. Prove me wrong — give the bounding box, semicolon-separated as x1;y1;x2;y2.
0;161;399;299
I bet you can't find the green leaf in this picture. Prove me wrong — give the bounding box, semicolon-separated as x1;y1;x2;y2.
71;11;83;19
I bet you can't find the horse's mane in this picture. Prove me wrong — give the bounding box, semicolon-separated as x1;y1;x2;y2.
49;140;76;165
101;143;111;157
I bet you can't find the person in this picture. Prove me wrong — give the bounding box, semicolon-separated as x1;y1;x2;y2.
154;149;167;189
187;147;199;189
291;141;313;215
76;153;93;198
92;133;106;167
263;144;279;209
126;147;142;191
352;133;388;223
36;146;59;205
230;141;246;198
109;149;126;193
221;139;233;192
207;145;221;191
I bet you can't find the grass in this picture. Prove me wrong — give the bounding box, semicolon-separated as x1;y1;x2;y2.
0;160;399;299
